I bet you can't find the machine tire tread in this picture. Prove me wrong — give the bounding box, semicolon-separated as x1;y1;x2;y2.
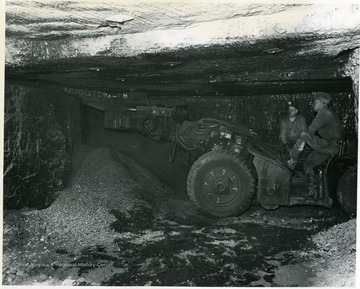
187;150;256;217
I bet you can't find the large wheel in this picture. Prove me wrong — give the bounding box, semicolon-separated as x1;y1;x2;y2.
336;166;357;218
187;150;256;217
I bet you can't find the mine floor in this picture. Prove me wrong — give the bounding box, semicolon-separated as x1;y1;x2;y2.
2;146;356;286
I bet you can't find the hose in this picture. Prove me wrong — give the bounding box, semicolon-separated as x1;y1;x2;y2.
175;123;212;151
170;118;262;161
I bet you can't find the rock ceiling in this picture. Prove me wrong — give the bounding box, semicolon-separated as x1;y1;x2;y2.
4;1;360;96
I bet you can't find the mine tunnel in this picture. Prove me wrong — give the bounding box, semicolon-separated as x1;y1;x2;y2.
2;1;359;287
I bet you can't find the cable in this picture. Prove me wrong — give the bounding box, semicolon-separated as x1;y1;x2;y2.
169;118;262;162
175;123;212;151
168;138;177;163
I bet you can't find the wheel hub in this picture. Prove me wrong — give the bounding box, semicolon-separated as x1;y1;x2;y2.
214;179;228;193
203;167;241;205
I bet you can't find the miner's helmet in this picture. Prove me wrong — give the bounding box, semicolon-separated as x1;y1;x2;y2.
312;91;332;105
288;100;300;110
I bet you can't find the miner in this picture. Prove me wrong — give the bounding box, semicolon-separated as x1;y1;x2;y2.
287;92;344;197
279;100;307;154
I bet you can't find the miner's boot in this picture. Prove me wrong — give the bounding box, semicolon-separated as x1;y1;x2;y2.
305;170;318;199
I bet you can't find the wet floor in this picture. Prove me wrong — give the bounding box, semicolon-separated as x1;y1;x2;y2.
2;196;348;286
70;206;331;287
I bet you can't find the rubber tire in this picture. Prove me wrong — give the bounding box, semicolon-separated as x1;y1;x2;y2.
336;166;357;218
187;151;256;217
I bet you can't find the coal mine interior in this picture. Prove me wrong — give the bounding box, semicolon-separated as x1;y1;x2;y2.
2;1;359;287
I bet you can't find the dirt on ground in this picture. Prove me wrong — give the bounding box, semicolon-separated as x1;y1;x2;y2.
2;146;357;286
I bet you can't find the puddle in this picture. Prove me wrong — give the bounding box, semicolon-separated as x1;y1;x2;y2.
101;212;313;286
109;207;156;232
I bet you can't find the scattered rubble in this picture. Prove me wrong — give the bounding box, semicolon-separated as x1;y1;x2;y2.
307;218;356;287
